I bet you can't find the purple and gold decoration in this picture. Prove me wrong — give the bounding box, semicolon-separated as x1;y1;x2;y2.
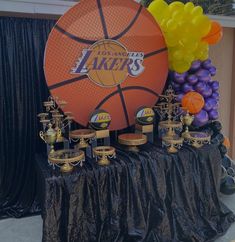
171;58;220;127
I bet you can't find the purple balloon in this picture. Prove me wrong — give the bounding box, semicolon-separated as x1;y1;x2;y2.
190;60;201;72
196;69;211;82
212;92;220;100
176;93;184;102
209;66;217;76
174;72;187;84
209;110;219;120
212;101;219;110
187;74;198;85
171;81;181;91
202;59;213;70
211;81;219;91
195;82;206;93
182;83;194;93
193;110;209;127
201;85;213;98
204;98;217;111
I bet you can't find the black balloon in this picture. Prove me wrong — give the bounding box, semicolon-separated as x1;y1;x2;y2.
220;175;235;195
222;156;232;169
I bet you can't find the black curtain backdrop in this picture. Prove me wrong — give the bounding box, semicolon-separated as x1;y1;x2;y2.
0;17;55;218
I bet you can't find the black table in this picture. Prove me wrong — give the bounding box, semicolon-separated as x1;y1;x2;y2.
36;143;234;242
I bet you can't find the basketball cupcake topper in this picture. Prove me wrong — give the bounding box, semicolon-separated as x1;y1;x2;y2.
44;0;168;130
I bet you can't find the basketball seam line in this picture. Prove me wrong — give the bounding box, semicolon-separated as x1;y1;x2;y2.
112;5;143;41
144;47;168;59
97;0;109;39
96;0;130;127
117;85;130;127
95;86;160;110
49;75;87;90
54;25;97;45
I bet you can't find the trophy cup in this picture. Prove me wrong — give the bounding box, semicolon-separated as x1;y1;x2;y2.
39;123;61;154
38;96;74;150
180;109;194;138
180;109;211;148
93;146;116;166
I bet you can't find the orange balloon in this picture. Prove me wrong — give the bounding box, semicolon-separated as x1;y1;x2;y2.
202;21;223;45
181;91;205;114
223;136;231;149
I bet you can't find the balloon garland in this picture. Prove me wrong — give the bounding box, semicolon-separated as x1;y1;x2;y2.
171;59;220;127
148;0;223;73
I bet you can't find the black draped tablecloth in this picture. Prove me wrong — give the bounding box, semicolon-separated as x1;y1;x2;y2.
36;143;235;242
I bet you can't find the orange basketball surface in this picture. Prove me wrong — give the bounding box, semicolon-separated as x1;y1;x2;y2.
181;91;205;115
44;0;168;130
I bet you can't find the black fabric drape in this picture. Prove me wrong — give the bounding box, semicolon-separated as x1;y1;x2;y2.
0;17;55;218
36;144;235;242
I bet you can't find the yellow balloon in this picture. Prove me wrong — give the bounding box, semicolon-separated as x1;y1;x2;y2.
166;19;178;31
148;0;168;16
183;52;194;63
193;15;211;37
172;9;184;21
184;2;195;12
162;8;171;20
179;37;199;52
191;6;203;16
172;49;184;61
172;60;191;73
199;51;209;61
165;33;178;47
169;1;184;12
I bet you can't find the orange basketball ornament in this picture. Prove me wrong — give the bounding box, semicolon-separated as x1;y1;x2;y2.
44;0;168;131
181;91;205;114
202;21;223;45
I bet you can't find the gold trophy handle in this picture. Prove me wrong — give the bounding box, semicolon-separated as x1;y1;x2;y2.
39;131;45;142
57;129;62;137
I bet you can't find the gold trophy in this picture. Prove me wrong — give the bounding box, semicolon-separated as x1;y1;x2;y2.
180;109;211;148
39;123;61;154
180;109;194;138
38;96;74;143
93;146;116;166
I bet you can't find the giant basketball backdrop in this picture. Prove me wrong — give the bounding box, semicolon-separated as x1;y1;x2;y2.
44;0;168;130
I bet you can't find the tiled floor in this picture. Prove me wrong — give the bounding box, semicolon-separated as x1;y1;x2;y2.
0;194;235;242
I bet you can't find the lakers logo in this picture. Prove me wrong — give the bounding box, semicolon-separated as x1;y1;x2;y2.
71;39;144;87
136;107;155;125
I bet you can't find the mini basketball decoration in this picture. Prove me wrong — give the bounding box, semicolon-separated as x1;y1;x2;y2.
202;21;223;45
44;0;168;131
89;109;111;130
181;91;205;114
136;106;155;125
